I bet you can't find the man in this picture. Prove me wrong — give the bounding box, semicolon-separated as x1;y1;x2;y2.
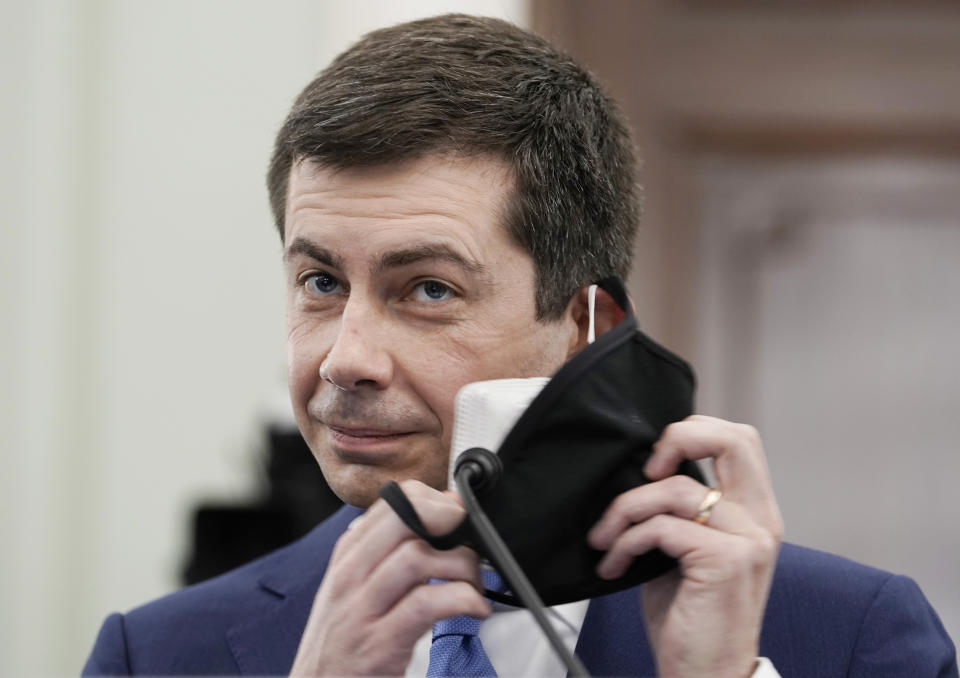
84;14;956;677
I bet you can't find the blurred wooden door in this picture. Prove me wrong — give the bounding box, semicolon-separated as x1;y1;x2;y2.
694;156;960;638
535;0;960;642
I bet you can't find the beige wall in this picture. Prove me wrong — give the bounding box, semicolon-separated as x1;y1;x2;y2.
0;1;528;675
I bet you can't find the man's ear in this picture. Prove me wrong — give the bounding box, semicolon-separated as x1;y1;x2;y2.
565;285;628;359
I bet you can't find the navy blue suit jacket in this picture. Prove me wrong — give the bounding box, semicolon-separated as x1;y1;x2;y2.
84;505;957;676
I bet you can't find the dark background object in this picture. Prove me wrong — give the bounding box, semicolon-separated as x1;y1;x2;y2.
181;426;342;585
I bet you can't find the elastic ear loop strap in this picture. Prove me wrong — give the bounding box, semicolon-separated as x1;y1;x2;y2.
378;481;473;551
587;284;598;344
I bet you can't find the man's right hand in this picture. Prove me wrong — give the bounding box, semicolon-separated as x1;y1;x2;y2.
290;480;489;677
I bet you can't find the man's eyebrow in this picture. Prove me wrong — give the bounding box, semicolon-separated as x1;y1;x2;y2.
373;244;486;276
283;238;343;269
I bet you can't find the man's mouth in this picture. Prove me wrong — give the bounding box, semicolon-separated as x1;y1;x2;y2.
325;425;416;458
328;425;412;439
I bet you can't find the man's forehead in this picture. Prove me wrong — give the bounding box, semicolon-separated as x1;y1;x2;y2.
285;154;515;214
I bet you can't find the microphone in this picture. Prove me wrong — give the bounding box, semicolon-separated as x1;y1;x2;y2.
449;378;589;678
453;452;590;677
453;448;502;496
381;376;591;676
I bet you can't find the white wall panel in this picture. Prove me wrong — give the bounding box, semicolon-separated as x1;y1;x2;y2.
0;1;529;675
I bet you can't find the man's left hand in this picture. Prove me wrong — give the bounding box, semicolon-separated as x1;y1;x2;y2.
588;415;783;678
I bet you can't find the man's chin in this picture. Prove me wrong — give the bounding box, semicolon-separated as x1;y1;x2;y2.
323;464;449;508
332;481;383;509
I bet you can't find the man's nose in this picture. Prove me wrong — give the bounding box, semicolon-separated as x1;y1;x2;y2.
319;299;394;391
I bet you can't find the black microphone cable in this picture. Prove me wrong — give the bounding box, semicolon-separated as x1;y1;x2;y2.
454;448;591;678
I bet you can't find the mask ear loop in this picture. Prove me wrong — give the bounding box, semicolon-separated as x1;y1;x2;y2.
587;284;598;344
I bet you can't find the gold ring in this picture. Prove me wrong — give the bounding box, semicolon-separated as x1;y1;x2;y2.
694;488;722;525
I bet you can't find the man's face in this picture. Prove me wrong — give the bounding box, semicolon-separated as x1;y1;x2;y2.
284;155;578;507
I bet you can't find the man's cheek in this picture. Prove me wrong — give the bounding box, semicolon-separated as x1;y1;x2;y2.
286;312;328;349
441;323;511;367
286;343;326;416
445;328;553;382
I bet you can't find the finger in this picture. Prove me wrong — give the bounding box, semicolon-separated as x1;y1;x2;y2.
351;480;467;542
644;416;780;532
382;580;492;650
595;513;773;581
645;416;764;484
330;481;468;586
588;476;751;549
363;541;482;617
442;489;465;506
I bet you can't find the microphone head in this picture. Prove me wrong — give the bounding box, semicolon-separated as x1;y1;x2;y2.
449;377;549;489
454;447;504;496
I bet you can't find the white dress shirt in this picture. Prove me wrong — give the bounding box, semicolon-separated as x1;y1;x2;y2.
405;599;781;677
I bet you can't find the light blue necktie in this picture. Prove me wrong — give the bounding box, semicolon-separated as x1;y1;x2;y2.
425;569;503;678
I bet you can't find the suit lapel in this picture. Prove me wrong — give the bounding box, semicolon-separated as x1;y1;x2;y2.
225;505;363;676
575;587;656;677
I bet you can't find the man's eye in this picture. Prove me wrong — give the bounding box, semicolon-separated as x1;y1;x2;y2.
303;272;342;296
411;280;454;302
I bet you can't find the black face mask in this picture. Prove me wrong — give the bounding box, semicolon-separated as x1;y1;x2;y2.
381;277;702;607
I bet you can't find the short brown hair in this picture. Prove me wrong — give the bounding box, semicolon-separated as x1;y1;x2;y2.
267;14;639;319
